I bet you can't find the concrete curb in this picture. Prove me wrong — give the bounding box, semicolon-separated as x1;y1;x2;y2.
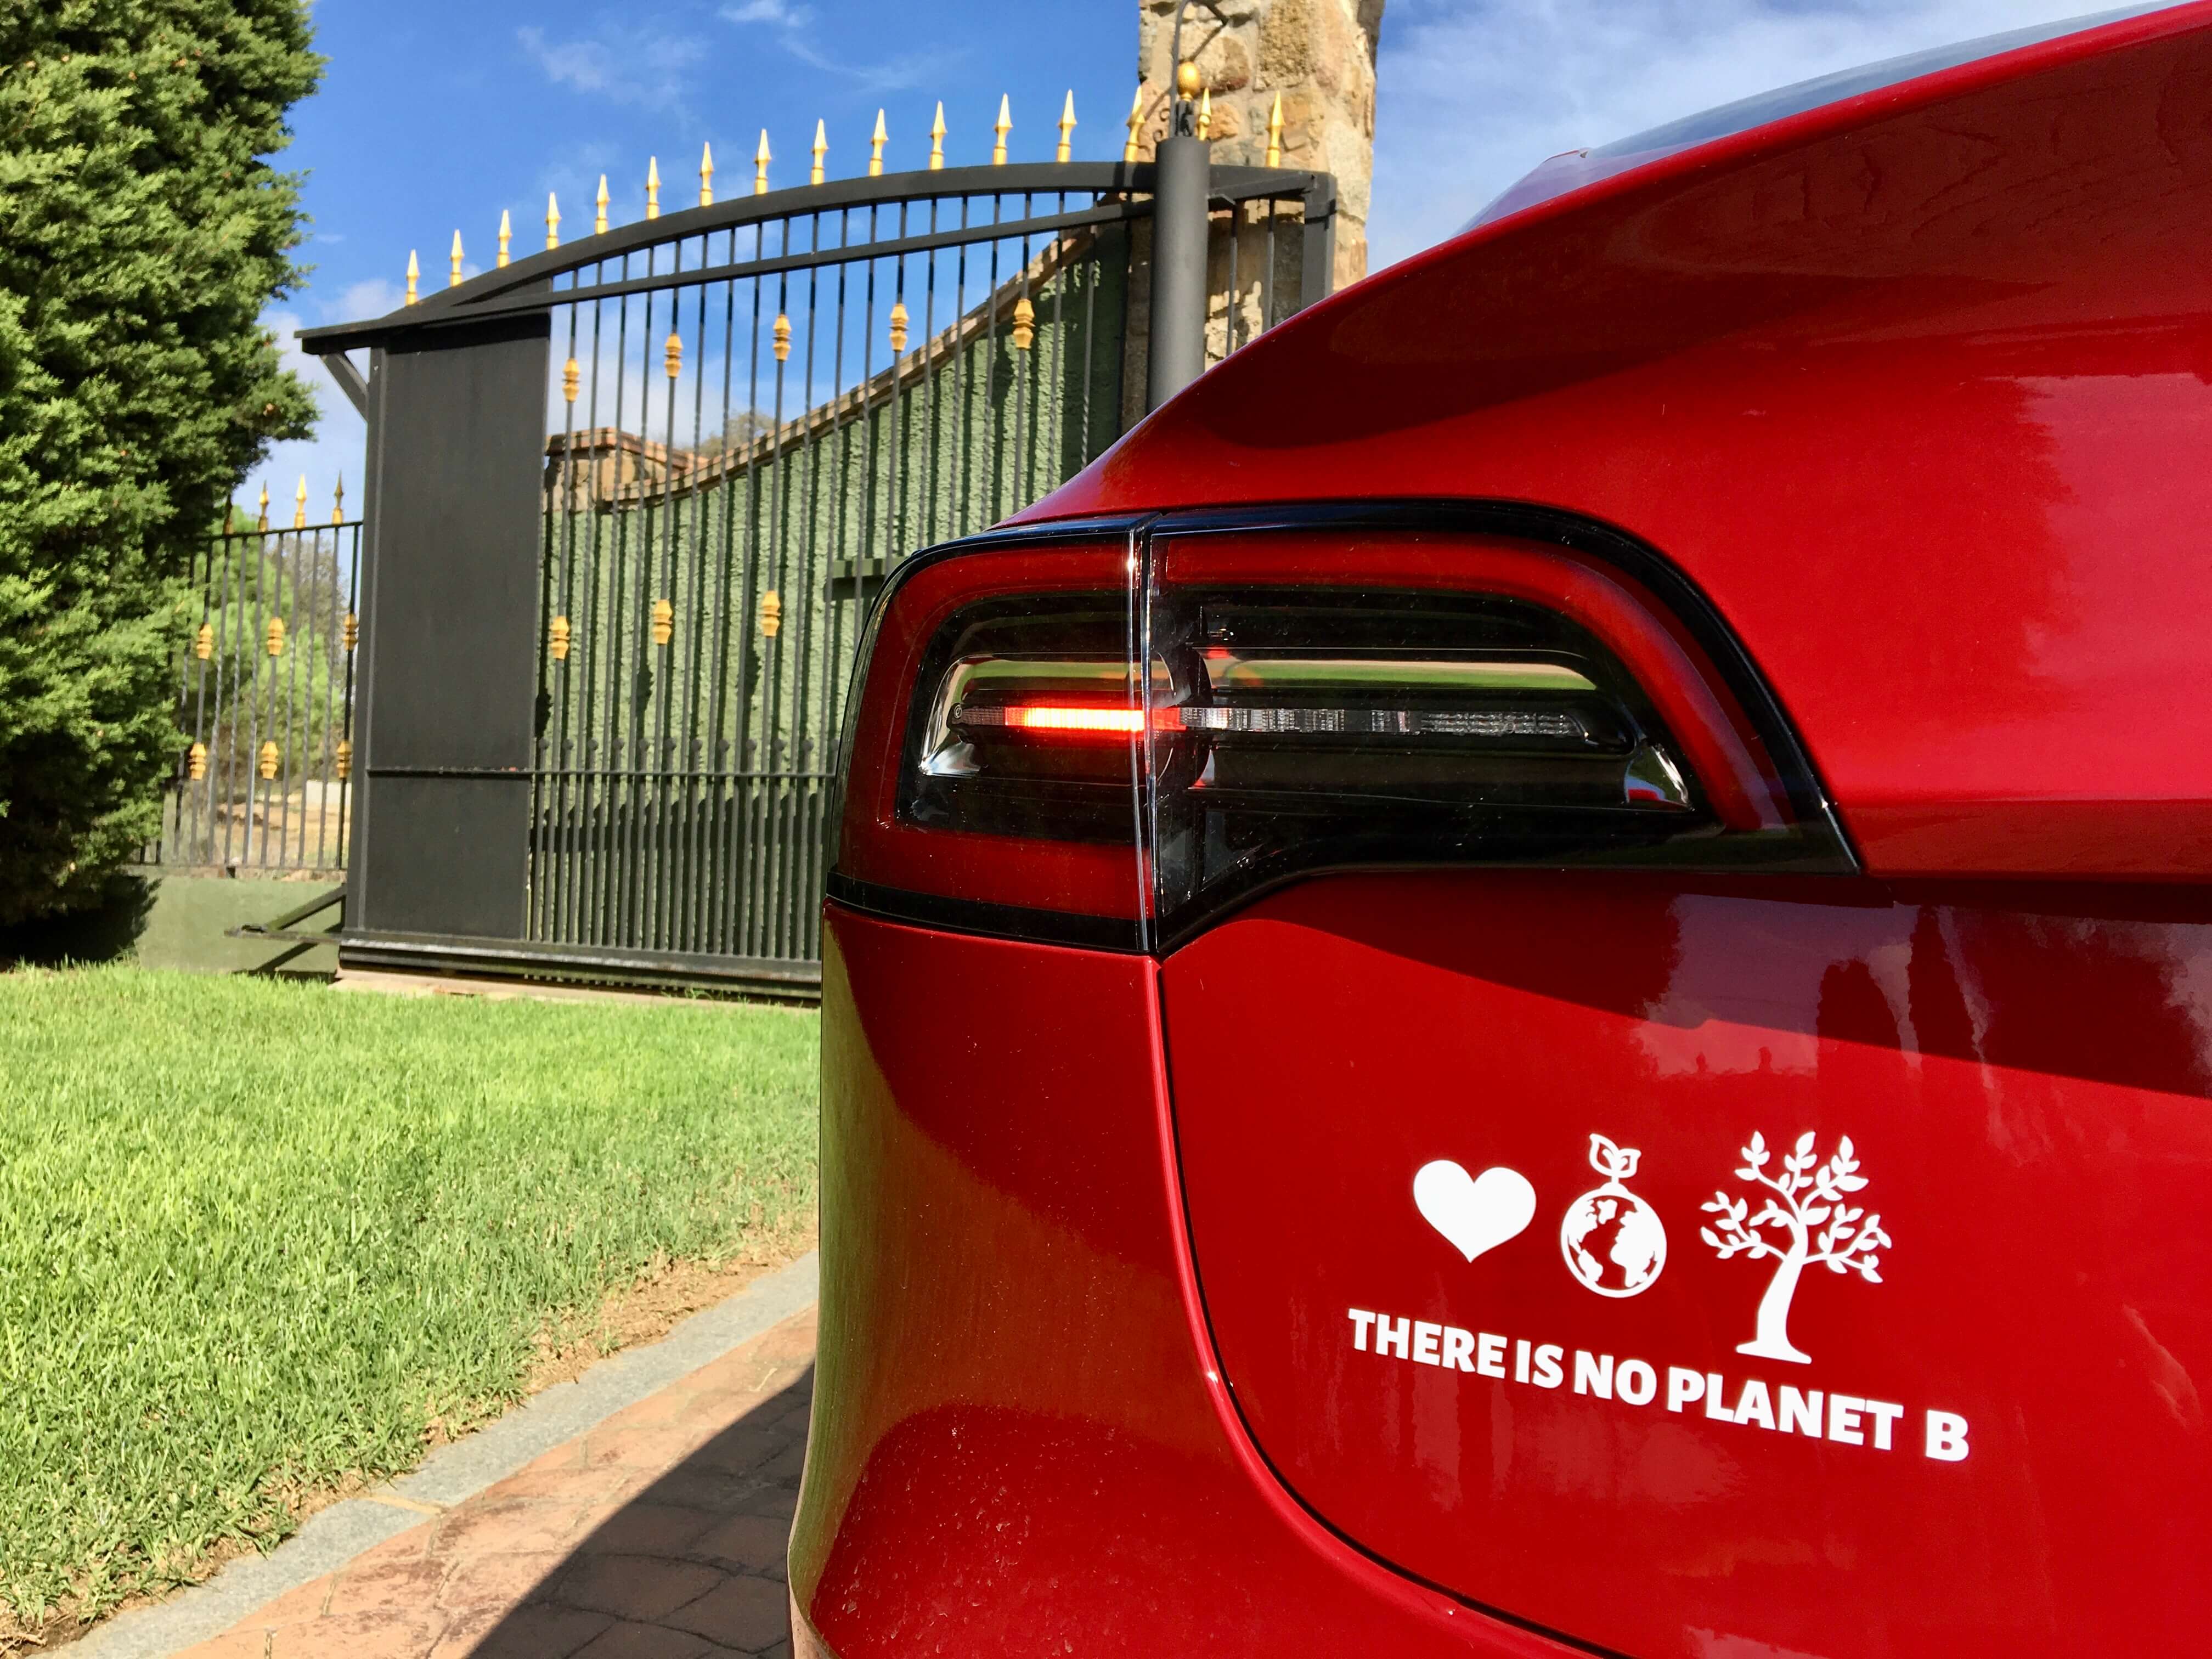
75;1251;821;1659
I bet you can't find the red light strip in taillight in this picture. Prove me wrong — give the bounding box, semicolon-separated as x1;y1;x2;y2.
971;704;1149;734
960;702;1598;742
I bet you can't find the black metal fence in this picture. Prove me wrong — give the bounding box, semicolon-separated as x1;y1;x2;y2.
305;157;1333;993
142;506;363;874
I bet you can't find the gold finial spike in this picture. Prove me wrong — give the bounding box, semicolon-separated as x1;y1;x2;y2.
1124;84;1144;164
256;483;269;532
701;141;715;207
929;103;946;171
772;313;791;363
292;474;308;530
449;229;464;287
753;130;770;196
1176;60;1203;99
1011;295;1035;351
497;210;512;268
194;624;213;661
545;192;561;250
1057;90;1076;163
650;598;674;646
811;120;827;185
992;94;1011;165
1266;92;1284;166
257;740;280;781
868;109;887;177
664;330;682;380
1197;87;1211;142
889;300;909;354
646;156;661;219
404;249;419;305
595;174;610;234
266;615;286;656
562;356;580;402
331;473;345;526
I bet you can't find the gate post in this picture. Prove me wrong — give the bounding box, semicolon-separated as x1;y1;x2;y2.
343;311;551;945
1148;57;1211;411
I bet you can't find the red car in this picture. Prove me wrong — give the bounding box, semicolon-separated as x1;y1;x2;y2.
792;7;2212;1654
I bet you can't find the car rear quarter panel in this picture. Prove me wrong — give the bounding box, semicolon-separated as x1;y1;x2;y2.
791;906;1580;1657
1020;5;2212;879
1161;871;2212;1655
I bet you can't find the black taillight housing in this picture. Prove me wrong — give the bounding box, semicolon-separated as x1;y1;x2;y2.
831;509;1853;951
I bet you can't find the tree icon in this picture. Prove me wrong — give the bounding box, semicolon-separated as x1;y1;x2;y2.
1701;1131;1891;1364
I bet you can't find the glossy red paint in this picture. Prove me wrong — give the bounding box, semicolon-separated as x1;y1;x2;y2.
799;11;2212;1654
1018;4;2212;880
1164;870;2212;1656
790;906;1580;1658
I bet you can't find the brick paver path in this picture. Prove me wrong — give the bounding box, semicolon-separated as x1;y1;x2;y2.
178;1307;815;1658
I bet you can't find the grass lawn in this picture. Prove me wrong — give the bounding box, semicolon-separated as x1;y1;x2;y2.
0;966;816;1635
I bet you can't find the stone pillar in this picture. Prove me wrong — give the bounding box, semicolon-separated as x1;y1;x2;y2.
1134;0;1384;290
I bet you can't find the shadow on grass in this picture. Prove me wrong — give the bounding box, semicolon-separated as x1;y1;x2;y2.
466;1365;811;1659
0;873;157;967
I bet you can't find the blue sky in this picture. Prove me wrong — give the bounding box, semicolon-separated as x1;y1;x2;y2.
248;0;2147;517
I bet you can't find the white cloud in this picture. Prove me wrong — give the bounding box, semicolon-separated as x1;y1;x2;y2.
328;276;404;323
716;0;958;94
720;0;814;24
240;307;365;529
515;24;706;112
1370;1;2166;268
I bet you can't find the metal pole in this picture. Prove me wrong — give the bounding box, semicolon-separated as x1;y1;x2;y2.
1148;133;1209;411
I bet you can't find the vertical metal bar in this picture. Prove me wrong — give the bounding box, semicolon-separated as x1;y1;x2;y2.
574;278;611;945
1262;200;1279;337
187;531;216;864
606;268;639;946
804;245;835;912
651;278;684;950
553;295;583;940
706;227;743;954
986;191;1006;523
1079;194;1101;466
215;529;238;868
1224;198;1240;363
335;523;359;868
283;522;303;867
817;214;853;927
297;520;319;871
247;527;272;867
1299;176;1336;315
951;195;974;540
674;270;712;953
763;246;796;961
1048;199;1070;487
731;218;769;956
699;234;737;953
921;201;942;549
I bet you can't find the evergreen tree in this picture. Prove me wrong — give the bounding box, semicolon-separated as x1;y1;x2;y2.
0;2;320;920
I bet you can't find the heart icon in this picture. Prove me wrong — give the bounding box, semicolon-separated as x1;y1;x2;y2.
1414;1160;1537;1263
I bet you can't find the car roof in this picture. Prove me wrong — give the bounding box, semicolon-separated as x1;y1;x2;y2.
1468;3;2181;231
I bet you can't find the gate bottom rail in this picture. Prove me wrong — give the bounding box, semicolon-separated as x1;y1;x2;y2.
335;927;822;1001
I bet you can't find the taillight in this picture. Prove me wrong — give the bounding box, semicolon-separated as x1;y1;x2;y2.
831;512;1852;950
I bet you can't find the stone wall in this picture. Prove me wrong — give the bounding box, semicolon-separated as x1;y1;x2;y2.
1133;0;1386;290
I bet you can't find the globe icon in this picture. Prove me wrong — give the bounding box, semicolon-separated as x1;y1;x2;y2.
1560;1186;1667;1297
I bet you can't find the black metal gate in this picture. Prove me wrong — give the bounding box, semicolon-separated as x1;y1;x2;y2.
304;157;1333;995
